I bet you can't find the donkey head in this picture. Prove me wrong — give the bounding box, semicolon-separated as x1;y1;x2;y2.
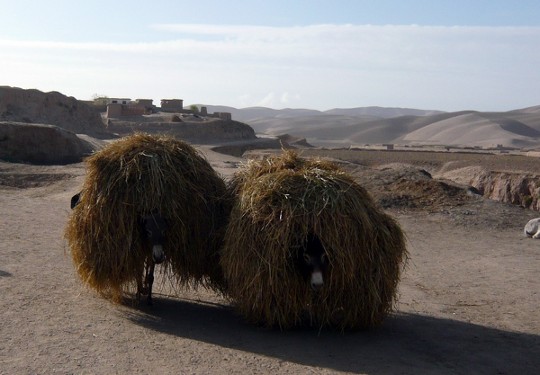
141;211;168;264
296;233;329;291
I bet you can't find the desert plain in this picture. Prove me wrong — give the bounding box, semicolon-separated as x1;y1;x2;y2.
1;141;539;375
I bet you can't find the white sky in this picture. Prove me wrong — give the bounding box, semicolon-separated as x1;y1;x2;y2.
1;0;539;111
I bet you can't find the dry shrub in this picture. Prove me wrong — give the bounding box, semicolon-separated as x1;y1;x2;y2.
221;150;407;330
65;133;228;302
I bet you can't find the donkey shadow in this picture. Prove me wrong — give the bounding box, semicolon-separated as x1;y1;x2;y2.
125;297;540;375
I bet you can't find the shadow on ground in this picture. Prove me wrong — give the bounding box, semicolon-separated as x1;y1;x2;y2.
124;296;539;375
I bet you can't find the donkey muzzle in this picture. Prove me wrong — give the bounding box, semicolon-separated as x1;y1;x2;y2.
310;270;324;290
152;245;165;264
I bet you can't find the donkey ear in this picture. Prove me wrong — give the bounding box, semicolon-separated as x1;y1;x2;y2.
70;192;81;209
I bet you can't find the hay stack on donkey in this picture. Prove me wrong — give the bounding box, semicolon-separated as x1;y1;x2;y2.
65;133;229;304
221;151;407;330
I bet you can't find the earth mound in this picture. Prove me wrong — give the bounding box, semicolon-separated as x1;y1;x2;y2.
106;116;256;142
0;122;96;165
0;86;108;137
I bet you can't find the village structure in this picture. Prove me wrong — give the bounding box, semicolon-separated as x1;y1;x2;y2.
99;97;232;121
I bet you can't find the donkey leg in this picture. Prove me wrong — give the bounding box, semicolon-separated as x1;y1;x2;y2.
137;260;151;304
145;262;156;306
136;276;143;303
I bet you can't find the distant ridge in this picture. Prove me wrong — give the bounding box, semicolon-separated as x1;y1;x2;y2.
196;104;440;123
324;106;443;118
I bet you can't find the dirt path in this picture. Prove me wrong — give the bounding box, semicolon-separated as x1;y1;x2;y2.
1;156;539;374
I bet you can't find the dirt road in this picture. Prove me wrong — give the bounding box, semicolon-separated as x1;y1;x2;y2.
1;152;539;374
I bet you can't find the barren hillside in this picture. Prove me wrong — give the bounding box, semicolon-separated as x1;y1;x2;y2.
202;104;540;148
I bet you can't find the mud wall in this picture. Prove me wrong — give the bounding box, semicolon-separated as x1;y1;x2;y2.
0;86;108;137
469;171;540;210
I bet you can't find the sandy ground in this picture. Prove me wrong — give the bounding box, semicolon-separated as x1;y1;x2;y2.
1;147;539;375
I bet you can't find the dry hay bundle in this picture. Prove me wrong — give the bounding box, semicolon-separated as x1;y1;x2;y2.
221;151;407;330
65;133;228;302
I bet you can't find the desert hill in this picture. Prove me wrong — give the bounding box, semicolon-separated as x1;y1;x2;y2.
324;106;443;118
401;112;540;148
200;104;540;148
199;105;440;124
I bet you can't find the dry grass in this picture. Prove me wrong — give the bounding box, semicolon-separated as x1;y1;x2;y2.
65;133;229;302
221;151;408;330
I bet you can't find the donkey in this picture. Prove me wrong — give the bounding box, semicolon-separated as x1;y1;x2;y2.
136;211;168;305
295;233;329;291
70;192;168;305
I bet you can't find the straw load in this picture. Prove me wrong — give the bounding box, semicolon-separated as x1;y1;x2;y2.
220;151;407;330
65;133;229;303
